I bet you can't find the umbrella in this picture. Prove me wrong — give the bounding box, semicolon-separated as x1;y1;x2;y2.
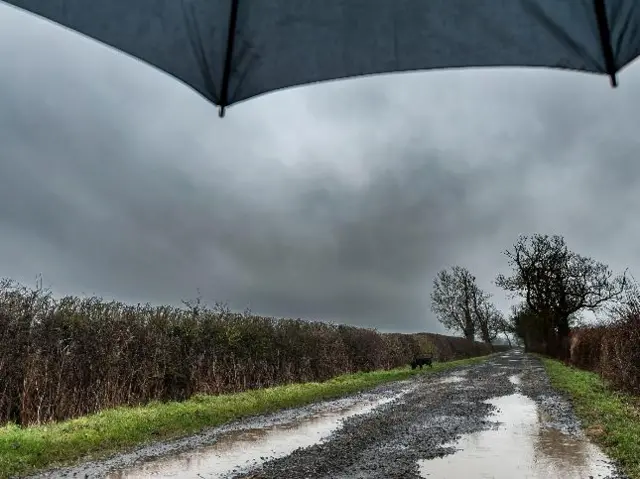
3;0;640;118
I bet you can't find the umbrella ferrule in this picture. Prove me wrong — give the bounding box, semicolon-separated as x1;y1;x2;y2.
594;0;618;87
219;0;241;117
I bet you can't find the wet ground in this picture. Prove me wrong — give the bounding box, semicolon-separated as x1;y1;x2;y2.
27;349;628;479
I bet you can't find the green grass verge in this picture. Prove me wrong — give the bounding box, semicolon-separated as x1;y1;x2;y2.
0;355;489;478
540;357;640;479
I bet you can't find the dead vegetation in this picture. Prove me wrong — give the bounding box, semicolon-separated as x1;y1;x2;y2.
564;286;640;395
572;281;640;395
494;234;640;396
0;279;495;427
430;266;509;347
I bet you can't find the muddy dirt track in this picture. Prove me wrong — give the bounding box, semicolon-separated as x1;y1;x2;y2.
29;349;627;479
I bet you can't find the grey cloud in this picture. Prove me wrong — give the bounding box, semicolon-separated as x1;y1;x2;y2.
1;4;640;334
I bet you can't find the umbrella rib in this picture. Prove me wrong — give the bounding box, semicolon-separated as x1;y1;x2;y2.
219;0;241;117
593;0;618;87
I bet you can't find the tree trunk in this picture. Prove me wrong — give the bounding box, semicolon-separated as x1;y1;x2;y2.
556;316;571;360
540;312;556;357
523;329;532;352
464;322;475;343
504;334;512;347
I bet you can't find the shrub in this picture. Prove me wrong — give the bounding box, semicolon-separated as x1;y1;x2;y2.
567;279;640;395
569;326;607;372
600;306;640;395
0;279;493;426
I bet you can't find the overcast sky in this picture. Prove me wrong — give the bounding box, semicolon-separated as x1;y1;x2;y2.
1;4;639;334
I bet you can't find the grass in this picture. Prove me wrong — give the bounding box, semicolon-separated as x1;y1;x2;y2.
0;355;489;478
540;357;640;479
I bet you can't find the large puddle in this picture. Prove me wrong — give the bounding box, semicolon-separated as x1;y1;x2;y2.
107;390;410;479
418;392;616;478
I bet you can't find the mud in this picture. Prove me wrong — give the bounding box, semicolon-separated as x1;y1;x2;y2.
25;350;628;479
106;390;412;479
419;370;614;478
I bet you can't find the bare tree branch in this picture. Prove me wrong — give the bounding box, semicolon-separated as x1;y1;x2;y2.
496;234;627;357
431;266;501;344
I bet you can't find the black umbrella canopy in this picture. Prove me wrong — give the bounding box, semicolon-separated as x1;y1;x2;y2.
3;0;640;117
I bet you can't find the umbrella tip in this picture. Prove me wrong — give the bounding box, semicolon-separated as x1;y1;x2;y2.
218;106;226;118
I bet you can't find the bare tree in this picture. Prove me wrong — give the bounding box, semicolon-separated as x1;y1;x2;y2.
498;320;514;347
473;292;504;348
490;305;517;347
431;266;481;341
496;234;627;358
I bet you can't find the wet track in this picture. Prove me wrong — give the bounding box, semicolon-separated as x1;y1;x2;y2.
30;349;627;479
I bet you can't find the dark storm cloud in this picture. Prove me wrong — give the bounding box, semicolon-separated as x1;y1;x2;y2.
2;4;640;334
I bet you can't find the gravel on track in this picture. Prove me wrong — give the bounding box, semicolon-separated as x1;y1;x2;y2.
24;349;628;479
233;349;627;479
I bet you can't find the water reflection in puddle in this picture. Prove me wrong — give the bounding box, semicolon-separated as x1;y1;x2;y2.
107;391;409;479
418;393;616;478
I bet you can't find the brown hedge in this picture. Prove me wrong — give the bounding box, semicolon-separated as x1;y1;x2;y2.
600;308;640;395
567;286;640;395
0;280;494;426
568;326;608;372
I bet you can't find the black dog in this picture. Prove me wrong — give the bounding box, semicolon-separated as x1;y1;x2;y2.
410;356;433;369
